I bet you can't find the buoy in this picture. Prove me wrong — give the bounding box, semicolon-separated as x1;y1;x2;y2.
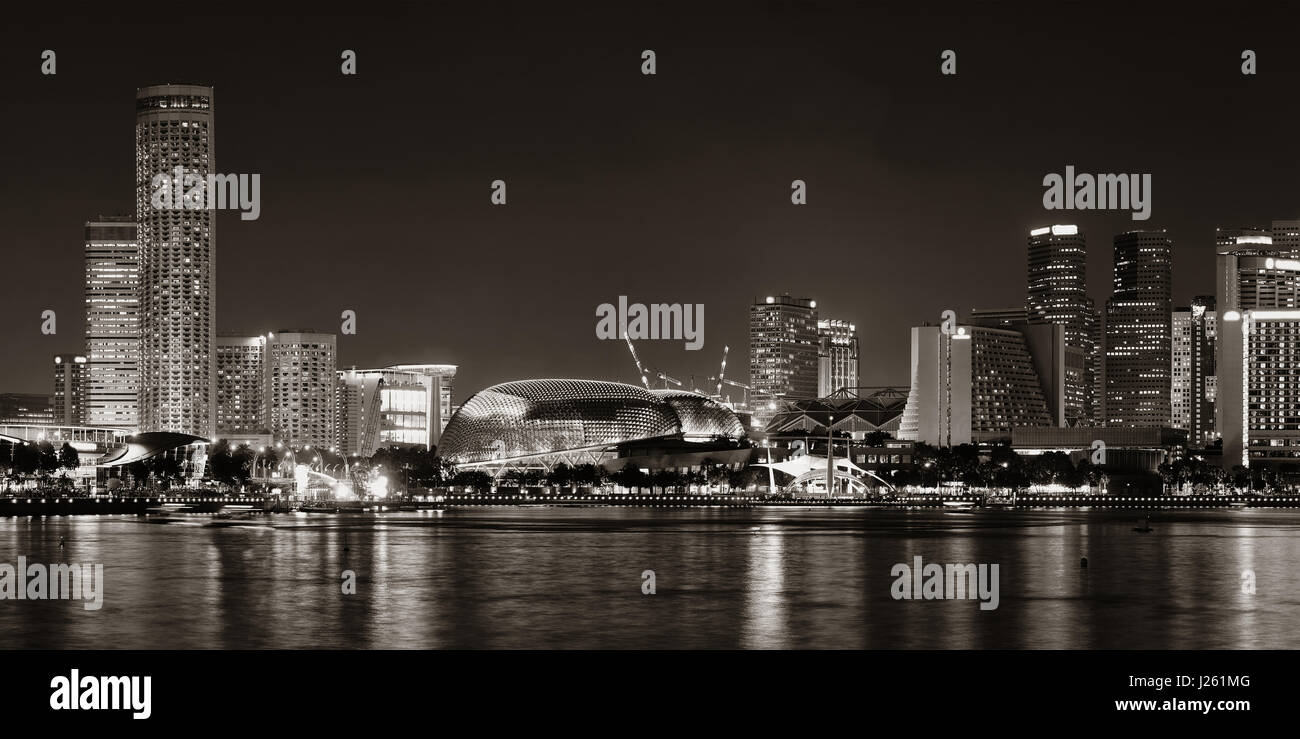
1080;557;1088;568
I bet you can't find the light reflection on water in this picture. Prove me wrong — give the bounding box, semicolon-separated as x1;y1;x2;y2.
2;507;1298;649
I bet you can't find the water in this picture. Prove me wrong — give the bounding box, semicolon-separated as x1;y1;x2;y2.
2;507;1298;649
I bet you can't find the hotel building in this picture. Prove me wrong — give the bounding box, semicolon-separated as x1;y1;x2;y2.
215;335;267;437
266;331;337;448
135;84;216;437
898;317;1064;446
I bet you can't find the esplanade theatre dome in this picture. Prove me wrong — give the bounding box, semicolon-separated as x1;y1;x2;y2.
439;379;745;464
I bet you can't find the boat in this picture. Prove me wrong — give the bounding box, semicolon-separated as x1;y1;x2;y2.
942;500;977;509
1133;514;1153;533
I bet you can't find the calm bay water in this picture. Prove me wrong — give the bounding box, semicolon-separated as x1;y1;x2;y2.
2;507;1299;649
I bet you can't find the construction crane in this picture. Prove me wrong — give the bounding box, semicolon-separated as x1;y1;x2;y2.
650;370;683;389
709;376;754;408
623;332;682;390
623;332;651;390
715;345;729;397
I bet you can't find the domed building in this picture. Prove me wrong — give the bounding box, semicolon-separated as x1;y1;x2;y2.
439;379;750;473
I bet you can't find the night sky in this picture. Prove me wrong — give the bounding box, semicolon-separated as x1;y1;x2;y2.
2;1;1297;401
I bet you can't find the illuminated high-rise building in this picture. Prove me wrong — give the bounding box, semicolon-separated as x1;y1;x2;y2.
1215;228;1300;467
816;319;859;396
215;335;267;436
749;294;818;425
136;84;216;436
1171;296;1216;447
52;354;87;426
1026;224;1093;426
84;216;140;430
1103;230;1173;427
266;331;336;448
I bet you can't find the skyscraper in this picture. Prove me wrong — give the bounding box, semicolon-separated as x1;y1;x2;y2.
1104;230;1173;427
1026;225;1093;426
1171;296;1216;447
749;294;818;424
816;319;859;396
266;331;337;448
215;335;267;437
136;84;216;437
1215;228;1300;467
52;354;87;426
84;216;140;430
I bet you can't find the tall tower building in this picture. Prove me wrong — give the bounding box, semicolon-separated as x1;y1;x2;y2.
816;319;859;396
266;331;337;448
215;335;267;436
1104;230;1173;427
1215;228;1300;467
1026;225;1093;426
52;354;87;426
136;84;216;437
1171;296;1216;447
749;294;818;424
84;216;140;430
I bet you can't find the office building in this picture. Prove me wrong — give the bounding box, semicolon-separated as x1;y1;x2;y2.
84;216;141;430
749;294;818;424
1171;297;1216;447
816;319;859;396
0;394;56;426
1027;224;1094;426
51;355;87;426
1103;230;1173;427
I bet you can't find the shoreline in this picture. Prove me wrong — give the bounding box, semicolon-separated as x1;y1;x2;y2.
3;492;1299;516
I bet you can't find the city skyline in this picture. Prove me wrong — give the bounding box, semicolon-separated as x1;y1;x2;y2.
3;5;1300;402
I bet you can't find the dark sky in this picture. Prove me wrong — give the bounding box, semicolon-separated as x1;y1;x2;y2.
2;1;1298;401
